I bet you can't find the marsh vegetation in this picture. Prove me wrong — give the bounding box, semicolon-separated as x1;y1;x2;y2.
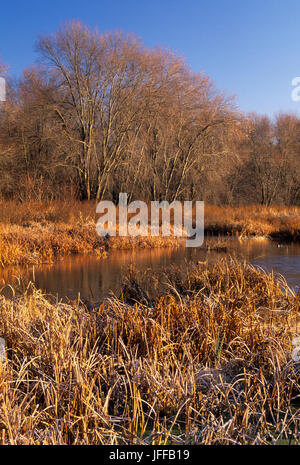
0;258;298;444
0;20;300;446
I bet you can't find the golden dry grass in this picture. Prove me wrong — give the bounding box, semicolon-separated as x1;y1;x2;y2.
0;201;299;266
205;205;300;240
0;257;299;444
0;200;182;266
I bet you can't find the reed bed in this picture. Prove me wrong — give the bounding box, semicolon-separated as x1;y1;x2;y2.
0;221;181;267
0;257;299;445
0;200;299;238
0;200;299;266
205;205;300;240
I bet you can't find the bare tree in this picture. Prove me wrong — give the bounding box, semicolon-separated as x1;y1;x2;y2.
2;25;300;207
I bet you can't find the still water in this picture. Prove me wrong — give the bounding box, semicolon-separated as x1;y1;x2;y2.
0;238;299;301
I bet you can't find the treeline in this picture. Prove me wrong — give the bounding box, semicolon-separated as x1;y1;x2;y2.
0;21;300;205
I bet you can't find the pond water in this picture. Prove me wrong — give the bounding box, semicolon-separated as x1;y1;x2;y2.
0;237;299;302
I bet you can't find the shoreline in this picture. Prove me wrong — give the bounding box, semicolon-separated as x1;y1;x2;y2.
0;202;299;266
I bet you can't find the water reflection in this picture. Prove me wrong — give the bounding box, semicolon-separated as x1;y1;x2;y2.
0;238;299;301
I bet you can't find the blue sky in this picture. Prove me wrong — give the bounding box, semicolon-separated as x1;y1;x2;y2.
1;0;300;116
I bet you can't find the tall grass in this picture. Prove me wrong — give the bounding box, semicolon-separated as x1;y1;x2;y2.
0;200;299;235
0;201;299;266
0;200;182;266
0;257;298;444
205;205;300;240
